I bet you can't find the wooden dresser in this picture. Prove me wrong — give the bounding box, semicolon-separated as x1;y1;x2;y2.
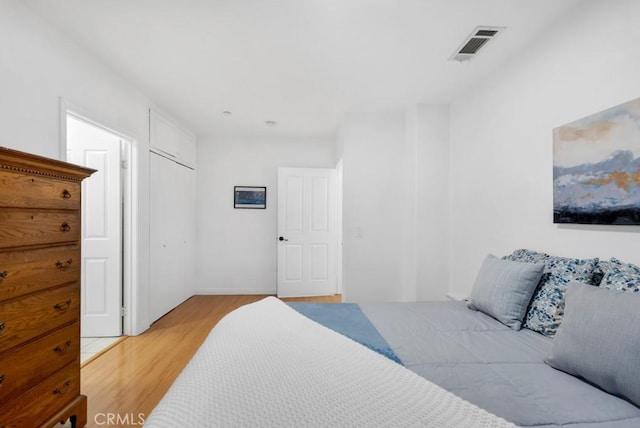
0;147;94;428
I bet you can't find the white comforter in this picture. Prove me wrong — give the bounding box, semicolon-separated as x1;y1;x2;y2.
145;297;515;427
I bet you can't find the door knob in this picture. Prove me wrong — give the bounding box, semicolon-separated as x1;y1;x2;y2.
278;236;288;242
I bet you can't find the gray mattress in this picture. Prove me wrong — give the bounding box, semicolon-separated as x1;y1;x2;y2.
360;301;640;427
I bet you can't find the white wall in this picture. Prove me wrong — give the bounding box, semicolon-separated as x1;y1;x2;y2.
6;0;637;312
414;105;450;301
341;113;407;302
448;0;640;297
0;0;187;334
195;135;336;294
0;2;148;161
340;107;450;303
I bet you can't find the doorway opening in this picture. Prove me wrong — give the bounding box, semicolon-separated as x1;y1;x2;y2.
64;112;133;352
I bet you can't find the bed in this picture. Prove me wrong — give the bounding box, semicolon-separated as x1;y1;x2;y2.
145;250;640;427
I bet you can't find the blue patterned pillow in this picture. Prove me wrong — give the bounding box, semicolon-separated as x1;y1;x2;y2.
505;248;550;264
591;259;611;286
504;249;599;337
599;258;640;292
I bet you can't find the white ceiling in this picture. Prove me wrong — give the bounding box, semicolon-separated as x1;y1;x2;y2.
24;0;584;139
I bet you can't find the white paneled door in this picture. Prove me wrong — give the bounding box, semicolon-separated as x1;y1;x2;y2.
277;168;337;297
67;116;122;337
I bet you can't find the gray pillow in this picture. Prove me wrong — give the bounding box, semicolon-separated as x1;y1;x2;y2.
545;283;640;407
467;254;545;330
504;248;600;337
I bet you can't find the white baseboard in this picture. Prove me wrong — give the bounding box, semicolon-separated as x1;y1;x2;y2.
445;291;469;301
195;287;276;295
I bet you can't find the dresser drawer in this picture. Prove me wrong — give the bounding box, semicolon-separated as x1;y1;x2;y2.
0;210;80;249
0;323;79;403
0;170;80;210
0;361;79;428
0;284;79;354
0;245;80;302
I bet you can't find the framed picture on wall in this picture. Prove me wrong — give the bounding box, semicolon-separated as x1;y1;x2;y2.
234;186;267;209
553;97;640;225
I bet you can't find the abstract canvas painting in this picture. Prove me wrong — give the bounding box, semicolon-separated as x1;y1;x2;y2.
553;97;640;225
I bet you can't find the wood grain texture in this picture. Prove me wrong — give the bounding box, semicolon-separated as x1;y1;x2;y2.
0;147;91;428
0;210;80;249
0;146;95;182
80;294;340;427
0;323;79;403
0;283;79;354
0;170;81;210
0;244;80;302
0;363;80;428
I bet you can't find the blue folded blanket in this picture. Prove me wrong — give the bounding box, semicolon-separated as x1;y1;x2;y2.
287;302;403;365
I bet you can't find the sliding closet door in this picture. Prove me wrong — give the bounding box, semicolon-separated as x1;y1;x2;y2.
149;152;196;323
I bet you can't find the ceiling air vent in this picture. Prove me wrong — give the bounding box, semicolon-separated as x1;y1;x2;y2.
449;26;505;62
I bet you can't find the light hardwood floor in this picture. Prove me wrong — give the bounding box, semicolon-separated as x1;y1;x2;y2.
79;294;341;427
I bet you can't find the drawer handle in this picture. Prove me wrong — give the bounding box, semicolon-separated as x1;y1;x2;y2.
55;259;73;270
54;340;73;354
0;374;4;386
61;189;72;199
53;379;71;397
54;300;72;312
0;271;6;282
0;322;5;335
60;222;72;232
